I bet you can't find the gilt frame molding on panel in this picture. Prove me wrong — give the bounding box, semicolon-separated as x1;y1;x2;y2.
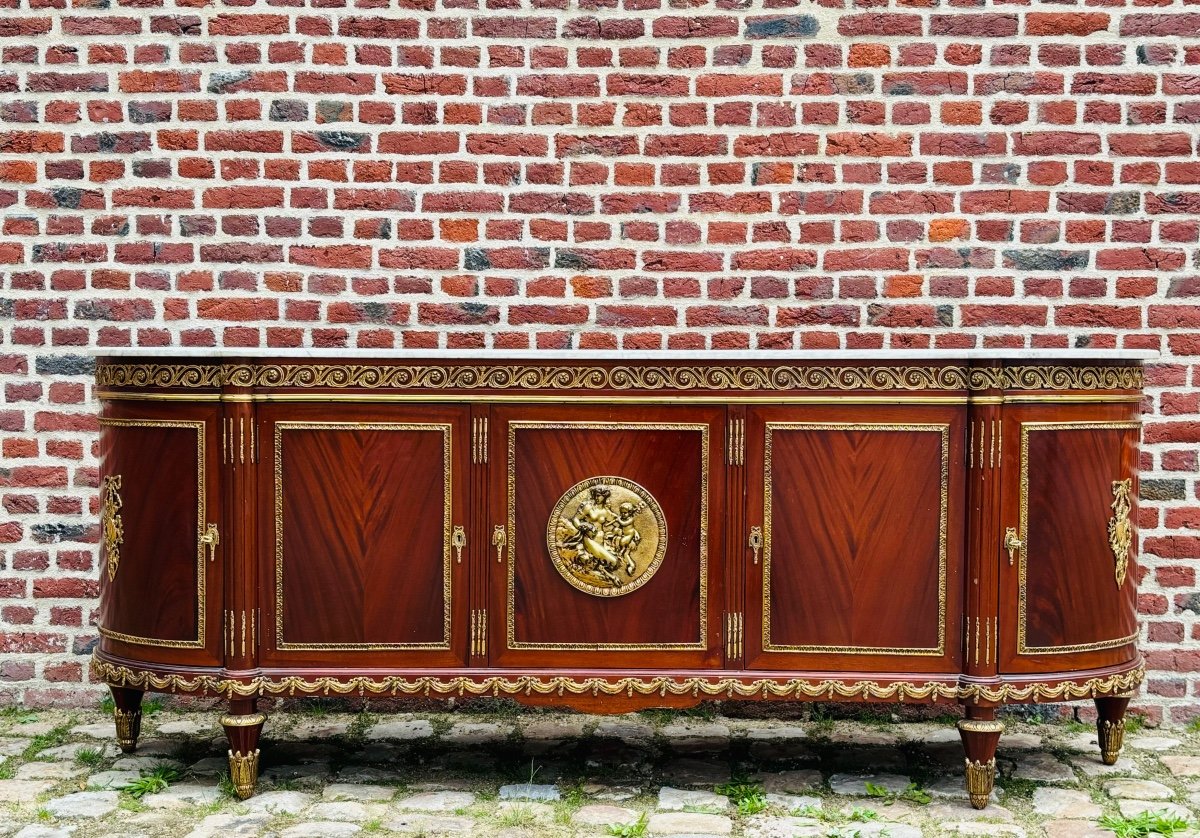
1017;421;1142;656
505;421;710;651
273;421;454;652
761;422;950;657
96;418;208;650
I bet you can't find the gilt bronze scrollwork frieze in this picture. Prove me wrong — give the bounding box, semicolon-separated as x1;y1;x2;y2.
96;363;1143;393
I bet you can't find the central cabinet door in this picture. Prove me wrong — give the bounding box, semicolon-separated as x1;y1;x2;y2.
744;405;965;674
259;404;470;668
489;405;724;668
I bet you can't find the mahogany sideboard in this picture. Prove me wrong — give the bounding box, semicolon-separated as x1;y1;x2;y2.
90;350;1150;806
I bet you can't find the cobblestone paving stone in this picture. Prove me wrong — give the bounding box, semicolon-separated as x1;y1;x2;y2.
1;704;1198;837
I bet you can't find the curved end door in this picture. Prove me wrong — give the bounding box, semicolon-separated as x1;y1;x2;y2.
97;401;223;667
998;405;1141;674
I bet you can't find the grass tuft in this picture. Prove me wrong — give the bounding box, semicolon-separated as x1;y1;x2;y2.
715;779;768;816
865;780;931;805
120;765;180;800
75;746;106;767
1098;811;1193;838
606;812;649;837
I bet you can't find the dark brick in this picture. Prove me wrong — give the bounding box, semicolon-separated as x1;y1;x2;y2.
464;248;491;271
31;523;89;543
208;70;252;94
50;187;81;209
313;131;368;151
269;100;309;122
745;15;819;38
34;354;94;376
1142;479;1186;501
1002;249;1089;271
554;251;591;271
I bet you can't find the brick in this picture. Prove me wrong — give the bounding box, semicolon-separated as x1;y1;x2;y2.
118;71;200;93
825;132;912;157
1071;73;1156;96
1013;132;1101;156
338;17;419;39
1110;133;1194;157
838;14;923;36
1026;13;1109;36
744;16;819;39
930;15;1017;37
1121;14;1200;37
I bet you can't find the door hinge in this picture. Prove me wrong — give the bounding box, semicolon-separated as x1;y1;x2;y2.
472;417;488;464
726;418;744;466
964;615;996;668
969;419;1001;471
470;609;487;657
725;612;743;660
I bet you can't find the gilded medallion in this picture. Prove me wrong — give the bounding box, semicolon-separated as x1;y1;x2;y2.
547;477;667;597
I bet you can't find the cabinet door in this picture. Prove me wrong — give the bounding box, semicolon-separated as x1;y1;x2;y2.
744;405;965;674
489;405;724;669
97;401;223;667
259;404;470;668
997;406;1140;674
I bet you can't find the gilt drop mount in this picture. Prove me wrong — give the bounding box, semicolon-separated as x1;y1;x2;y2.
547;476;667;597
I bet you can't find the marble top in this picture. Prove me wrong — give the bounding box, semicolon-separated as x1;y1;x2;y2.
91;348;1156;361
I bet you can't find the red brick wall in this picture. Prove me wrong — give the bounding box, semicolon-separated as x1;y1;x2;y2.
0;3;1198;718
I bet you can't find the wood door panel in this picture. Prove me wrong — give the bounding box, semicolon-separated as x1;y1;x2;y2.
746;406;964;673
261;405;469;667
1000;410;1140;673
492;405;723;668
97;404;220;666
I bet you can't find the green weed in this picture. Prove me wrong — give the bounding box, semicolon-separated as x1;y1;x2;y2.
217;771;237;799
495;803;540;827
865;781;931;805
607;812;649;837
715;779;768;816
75;746;106;767
121;765;180;799
1098;811;1193;838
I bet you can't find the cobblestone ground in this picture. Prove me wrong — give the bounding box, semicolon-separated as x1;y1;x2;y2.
1;702;1198;838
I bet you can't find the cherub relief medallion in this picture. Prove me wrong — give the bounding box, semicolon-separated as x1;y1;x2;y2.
547;476;667;597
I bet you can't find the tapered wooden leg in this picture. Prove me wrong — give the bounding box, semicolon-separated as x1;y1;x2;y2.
958;708;1003;810
110;686;143;754
221;699;266;800
1095;695;1130;766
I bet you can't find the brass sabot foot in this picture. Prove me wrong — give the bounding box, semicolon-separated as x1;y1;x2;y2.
1098;718;1125;766
113;707;141;754
227;749;260;800
964;757;996;810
